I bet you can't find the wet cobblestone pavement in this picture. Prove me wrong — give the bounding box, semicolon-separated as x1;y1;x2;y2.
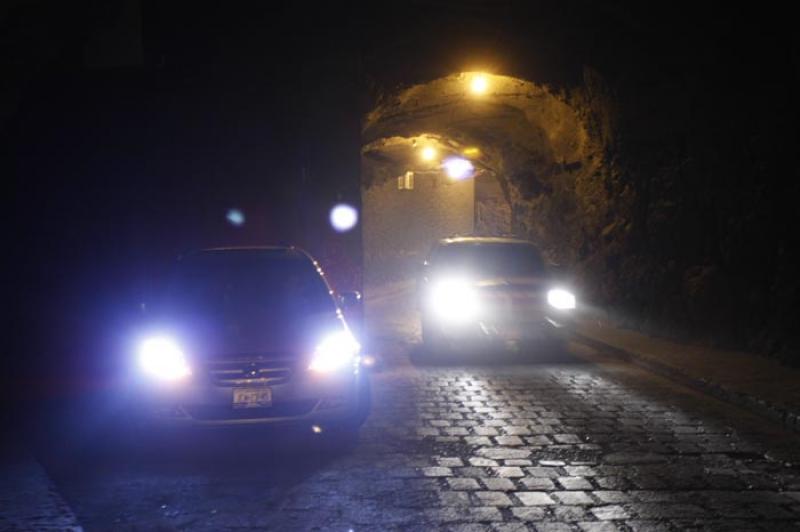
40;296;800;531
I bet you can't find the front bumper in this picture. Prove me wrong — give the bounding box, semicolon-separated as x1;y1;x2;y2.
426;313;573;349
131;370;365;428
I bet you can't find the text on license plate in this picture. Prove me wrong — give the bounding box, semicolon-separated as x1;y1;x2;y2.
232;388;272;408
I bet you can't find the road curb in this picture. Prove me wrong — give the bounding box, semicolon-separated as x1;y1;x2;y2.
571;330;800;434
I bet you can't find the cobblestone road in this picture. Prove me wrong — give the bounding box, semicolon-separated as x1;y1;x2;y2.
41;294;800;531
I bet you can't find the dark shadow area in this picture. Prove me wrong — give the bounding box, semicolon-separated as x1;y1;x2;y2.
26;398;357;527
37;423;352;477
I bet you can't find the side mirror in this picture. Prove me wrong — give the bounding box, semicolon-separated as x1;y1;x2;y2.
338;291;362;310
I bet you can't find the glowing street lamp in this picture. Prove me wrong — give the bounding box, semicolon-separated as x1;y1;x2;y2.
421;146;437;161
443;157;475;180
470;74;489;95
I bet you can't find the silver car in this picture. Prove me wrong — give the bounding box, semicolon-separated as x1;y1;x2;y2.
130;247;369;433
417;237;576;357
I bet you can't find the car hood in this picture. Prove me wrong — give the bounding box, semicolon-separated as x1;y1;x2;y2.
146;309;345;361
473;275;548;291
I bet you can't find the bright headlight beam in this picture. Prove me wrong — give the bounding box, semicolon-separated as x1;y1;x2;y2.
309;330;361;373
430;278;479;323
547;288;576;310
138;336;191;381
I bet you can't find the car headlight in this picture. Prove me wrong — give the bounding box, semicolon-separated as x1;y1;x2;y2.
138;336;192;381
429;278;479;323
547;288;576;310
308;330;361;373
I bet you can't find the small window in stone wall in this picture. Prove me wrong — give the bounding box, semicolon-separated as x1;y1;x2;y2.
397;171;414;190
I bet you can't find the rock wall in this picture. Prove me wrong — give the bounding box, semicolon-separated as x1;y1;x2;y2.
475;173;511;235
501;66;799;365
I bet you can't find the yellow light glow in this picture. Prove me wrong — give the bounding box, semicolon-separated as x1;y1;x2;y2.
463;147;480;157
421;146;437;161
470;74;489;94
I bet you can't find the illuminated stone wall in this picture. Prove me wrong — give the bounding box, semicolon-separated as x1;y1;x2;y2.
362;167;474;291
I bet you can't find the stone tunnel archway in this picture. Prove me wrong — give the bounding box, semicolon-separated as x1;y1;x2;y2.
361;72;614;292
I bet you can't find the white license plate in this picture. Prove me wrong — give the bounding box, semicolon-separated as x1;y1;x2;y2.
232;388;272;409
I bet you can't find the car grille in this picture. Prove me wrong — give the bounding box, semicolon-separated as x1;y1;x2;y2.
201;358;295;387
482;290;543;319
186;400;317;421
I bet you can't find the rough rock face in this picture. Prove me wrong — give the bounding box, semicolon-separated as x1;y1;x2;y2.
475;175;511;235
561;68;798;366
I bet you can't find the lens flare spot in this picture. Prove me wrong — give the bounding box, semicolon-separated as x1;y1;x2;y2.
329;203;358;232
443;157;475;180
226;209;245;226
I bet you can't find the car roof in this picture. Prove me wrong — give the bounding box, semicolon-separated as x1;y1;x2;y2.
181;246;316;262
437;236;535;246
199;245;298;253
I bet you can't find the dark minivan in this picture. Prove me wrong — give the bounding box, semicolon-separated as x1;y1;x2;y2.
130;247;369;433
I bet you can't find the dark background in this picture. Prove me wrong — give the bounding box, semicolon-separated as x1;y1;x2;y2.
4;1;799;406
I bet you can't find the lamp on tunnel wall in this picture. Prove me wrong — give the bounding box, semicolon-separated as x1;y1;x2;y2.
420;146;438;162
469;74;489;95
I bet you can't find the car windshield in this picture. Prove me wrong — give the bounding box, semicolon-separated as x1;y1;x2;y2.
433;242;545;277
165;251;336;320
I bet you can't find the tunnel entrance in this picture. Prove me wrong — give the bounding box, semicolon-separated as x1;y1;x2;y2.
361;72;599;294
